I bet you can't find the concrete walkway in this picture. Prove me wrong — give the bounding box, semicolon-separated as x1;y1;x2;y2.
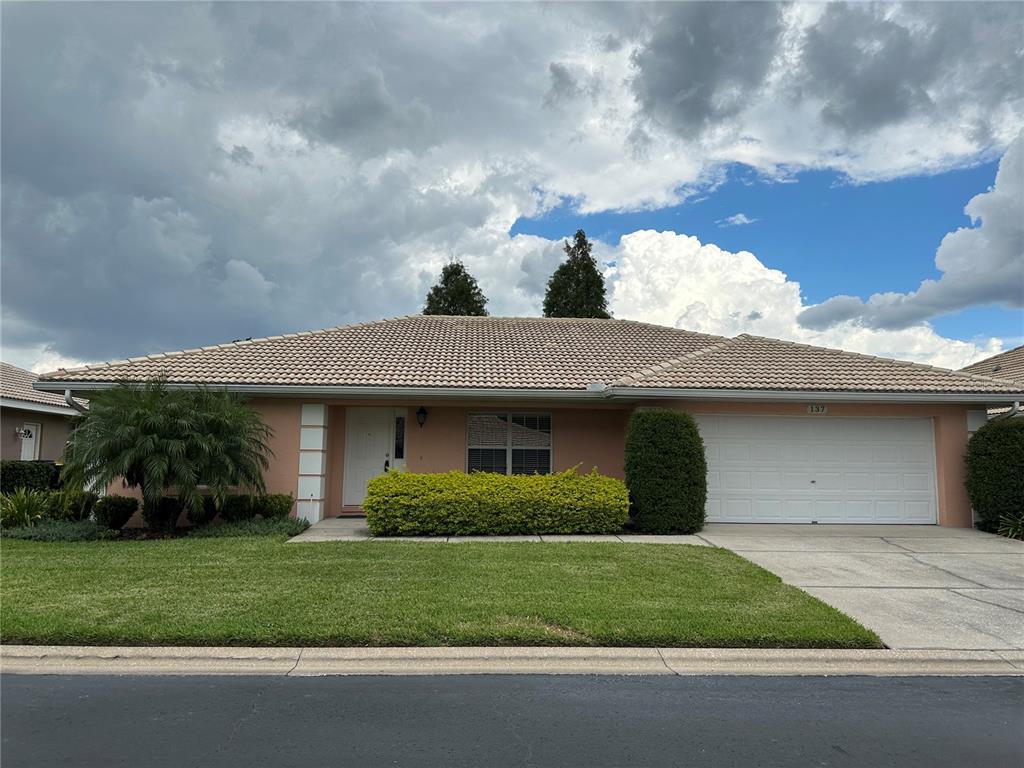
3;645;1022;677
288;517;709;545
703;524;1024;651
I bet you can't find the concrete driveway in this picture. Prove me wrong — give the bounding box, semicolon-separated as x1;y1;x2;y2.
703;524;1024;651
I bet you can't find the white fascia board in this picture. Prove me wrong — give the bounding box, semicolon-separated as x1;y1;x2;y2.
33;380;1024;405
603;387;1024;405
33;381;608;401
0;397;77;416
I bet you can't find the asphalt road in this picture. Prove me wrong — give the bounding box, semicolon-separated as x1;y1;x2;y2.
2;674;1021;767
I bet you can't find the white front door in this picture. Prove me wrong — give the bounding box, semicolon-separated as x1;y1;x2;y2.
695;415;938;524
19;422;40;460
343;407;396;506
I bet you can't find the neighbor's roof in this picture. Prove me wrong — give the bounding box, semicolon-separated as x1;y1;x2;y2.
960;345;1024;385
35;315;1024;396
1;362;80;410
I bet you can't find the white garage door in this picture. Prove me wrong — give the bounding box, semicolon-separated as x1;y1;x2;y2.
694;415;937;524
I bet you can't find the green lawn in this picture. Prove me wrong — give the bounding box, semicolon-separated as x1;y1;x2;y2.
0;536;881;648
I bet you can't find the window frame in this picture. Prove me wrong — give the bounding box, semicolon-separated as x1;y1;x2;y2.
466;411;553;476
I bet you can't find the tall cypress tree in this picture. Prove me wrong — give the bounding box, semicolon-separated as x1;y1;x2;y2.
423;261;488;316
542;229;610;318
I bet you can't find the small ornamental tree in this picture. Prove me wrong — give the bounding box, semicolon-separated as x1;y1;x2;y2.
542;229;610;319
965;418;1024;533
61;381;273;529
423;261;488;316
624;409;707;534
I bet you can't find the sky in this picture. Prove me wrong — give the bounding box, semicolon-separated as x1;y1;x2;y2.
1;1;1022;374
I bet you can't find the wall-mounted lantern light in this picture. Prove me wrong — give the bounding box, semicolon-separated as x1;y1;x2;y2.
416;406;428;428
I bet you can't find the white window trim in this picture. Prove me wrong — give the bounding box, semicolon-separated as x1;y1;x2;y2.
466;412;553;475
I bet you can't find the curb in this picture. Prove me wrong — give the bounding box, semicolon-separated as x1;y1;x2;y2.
2;646;1022;677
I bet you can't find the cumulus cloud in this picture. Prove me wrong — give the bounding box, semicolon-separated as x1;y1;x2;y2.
608;230;1002;370
0;2;1020;369
799;130;1024;330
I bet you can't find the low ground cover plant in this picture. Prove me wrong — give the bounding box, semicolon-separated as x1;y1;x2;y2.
187;517;309;538
965;418;1024;537
1;520;115;542
625;409;707;534
364;468;629;536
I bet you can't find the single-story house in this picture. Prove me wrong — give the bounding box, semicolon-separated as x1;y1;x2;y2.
1;361;83;461
34;316;1024;528
960;344;1024;418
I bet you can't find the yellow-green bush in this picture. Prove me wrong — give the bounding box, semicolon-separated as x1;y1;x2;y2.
364;469;629;536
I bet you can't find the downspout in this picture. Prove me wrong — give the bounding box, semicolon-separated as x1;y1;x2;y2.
993;401;1020;420
64;389;88;414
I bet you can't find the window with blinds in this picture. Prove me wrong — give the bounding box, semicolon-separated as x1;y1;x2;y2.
467;412;552;475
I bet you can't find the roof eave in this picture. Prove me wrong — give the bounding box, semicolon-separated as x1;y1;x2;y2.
0;396;78;416
33;381;611;401
33;380;1024;405
604;387;1024;404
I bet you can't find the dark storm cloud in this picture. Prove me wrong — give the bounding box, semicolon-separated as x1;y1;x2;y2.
630;2;786;136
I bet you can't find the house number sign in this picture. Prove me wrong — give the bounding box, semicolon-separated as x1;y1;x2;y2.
806;404;828;414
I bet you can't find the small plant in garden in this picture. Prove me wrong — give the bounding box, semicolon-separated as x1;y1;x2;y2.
44;489;99;522
61;380;274;529
0;488;49;528
93;495;139;530
965;418;1024;536
997;513;1024;541
624;409;707;534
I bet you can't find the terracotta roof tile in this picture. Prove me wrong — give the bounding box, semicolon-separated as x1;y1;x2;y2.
960;345;1024;385
1;362;82;409
38;316;726;390
614;334;1023;394
35;317;1023;396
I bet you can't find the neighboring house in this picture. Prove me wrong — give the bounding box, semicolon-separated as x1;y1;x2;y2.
1;361;82;461
960;345;1024;419
35;316;1024;528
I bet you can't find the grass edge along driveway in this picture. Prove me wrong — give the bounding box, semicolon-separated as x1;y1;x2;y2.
1;537;881;648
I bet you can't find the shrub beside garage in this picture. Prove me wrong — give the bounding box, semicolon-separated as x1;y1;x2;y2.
364;469;630;536
965;418;1024;537
624;409;707;534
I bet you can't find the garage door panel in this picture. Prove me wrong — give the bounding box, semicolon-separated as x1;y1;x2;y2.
697;415;937;525
722;471;751;490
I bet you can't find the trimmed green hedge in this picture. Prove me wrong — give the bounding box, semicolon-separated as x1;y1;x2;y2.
625;409;707;534
364;469;629;536
966;418;1024;532
0;461;61;494
93;495;139;530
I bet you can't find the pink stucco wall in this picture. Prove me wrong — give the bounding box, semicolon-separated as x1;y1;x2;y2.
101;396;973;528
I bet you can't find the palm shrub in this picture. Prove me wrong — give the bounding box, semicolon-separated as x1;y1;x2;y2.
624;409;707;534
965;418;1024;534
61;381;274;528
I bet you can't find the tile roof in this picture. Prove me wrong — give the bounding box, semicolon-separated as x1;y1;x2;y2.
38;316;726;390
35;316;1023;396
613;334;1023;393
1;362;81;409
960;345;1024;385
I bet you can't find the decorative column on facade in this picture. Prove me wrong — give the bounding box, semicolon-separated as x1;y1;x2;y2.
296;404;328;523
